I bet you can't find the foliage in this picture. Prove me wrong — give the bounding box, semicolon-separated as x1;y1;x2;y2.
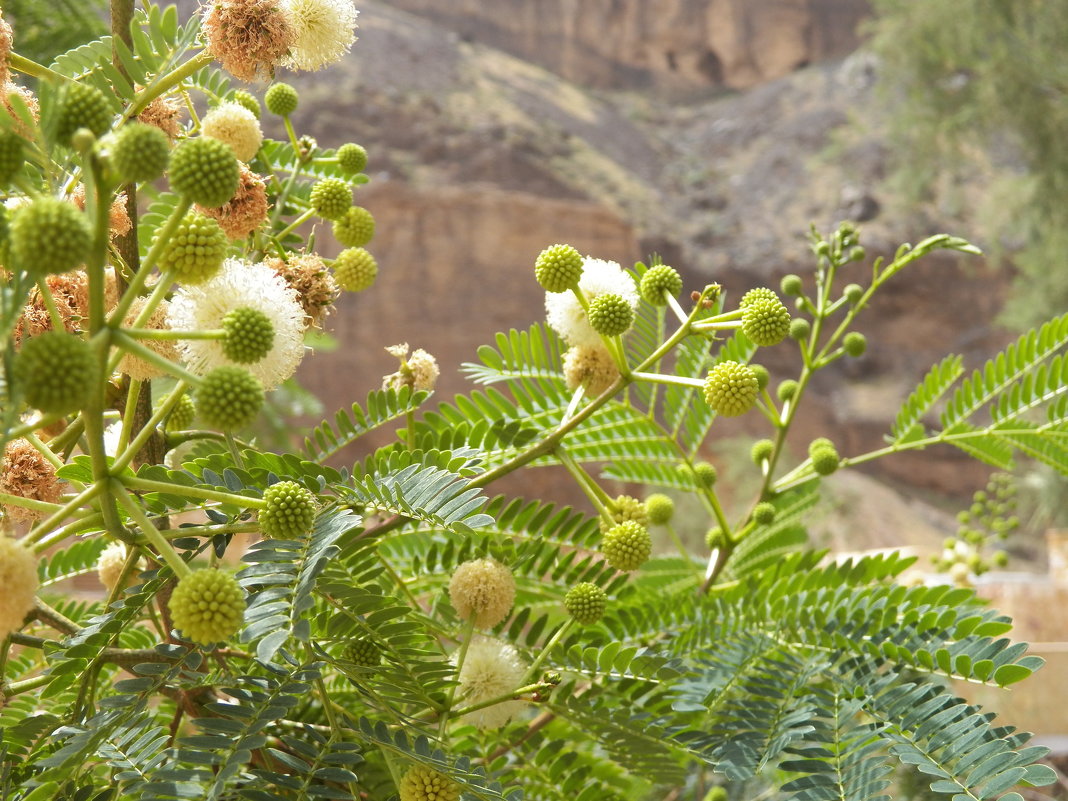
0;4;1065;801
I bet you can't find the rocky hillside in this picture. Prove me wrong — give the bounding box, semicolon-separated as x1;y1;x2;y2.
277;1;1009;510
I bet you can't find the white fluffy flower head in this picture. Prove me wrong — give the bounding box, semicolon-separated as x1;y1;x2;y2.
169;258;307;389
545;257;638;346
456;637;528;730
201;103;263;163
280;0;358;71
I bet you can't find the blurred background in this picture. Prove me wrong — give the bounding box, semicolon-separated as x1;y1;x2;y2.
12;0;1067;767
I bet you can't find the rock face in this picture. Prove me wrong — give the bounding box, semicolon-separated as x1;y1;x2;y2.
386;0;871;90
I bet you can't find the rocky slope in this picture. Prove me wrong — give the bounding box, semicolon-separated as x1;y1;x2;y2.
280;1;1008;508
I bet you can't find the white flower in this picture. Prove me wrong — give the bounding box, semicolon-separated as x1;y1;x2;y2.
200;103;263;163
545;257;639;346
280;0;358;71
456;637;528;730
168;258;307;390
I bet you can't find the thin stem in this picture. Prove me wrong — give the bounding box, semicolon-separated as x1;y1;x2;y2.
273;207;316;241
114;483;192;578
117;378;144;453
8;53;69;83
26;482;105;545
0;492;63;515
34;599;81;635
125;51;213;119
631;371;704;388
125;328;223;341
121;475;266;508
440;617;477;738
523;619;574;684
111;379;189;472
32;513;105;554
111;331;201;385
35;278;65;333
23;432;64;472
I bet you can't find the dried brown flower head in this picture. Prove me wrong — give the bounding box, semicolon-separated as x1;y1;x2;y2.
13;271;90;347
118;297;179;381
203;0;296;82
197;164;269;239
71;185;132;240
2;83;39;137
266;252;338;328
0;439;64;522
137;93;182;141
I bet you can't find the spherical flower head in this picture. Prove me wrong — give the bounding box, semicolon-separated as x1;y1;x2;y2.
600;495;648;534
333;247;377;292
10;197;91;277
15;331;94;414
706;788;728;801
777;379;798;402
703;360;759;417
198;163;269;240
196;366;264;430
0;535;38;641
740;287;778;308
562;344;618;397
264;82;299;116
137;93;183;141
0;129;25;186
344;638;380;668
96;541;145;592
780;274;803;297
279;0;358;72
399;765;460;801
119;297;179;382
201;102;263;163
332;205;374;248
751;439;774;465
602;521;651;572
166;393;197;432
309;177;352;220
0;439;63;522
843;331;867;357
705;527;725;550
169;136;240;207
752;365;772;392
230;89;261;118
13;270;89;347
267;253;338;328
157;211;229;284
456;637;528;729
789;317;811;341
534;243;583;293
565;582;607;625
448;558;516;628
741;292;791;347
203;0;296;82
169;258;307;389
221;306;275;364
753;502;776;525
843;283;863;304
259;480;317;539
811;446;840;476
693;461;718;487
639;264;683;306
644;493;674;525
545;257;639;347
336;142;367;174
57;81;113;143
110;122;170;183
587;292;634;337
168;568;246;645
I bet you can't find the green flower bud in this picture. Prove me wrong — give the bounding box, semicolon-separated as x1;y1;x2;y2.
168;568;245;645
843;283;863;304
344;638;381;668
602;521;652;571
111;122;170;183
751;439;774;464
196;366;264;430
15;331;94;414
260;480;317;539
309;177;352;220
333;247;378;291
639;264;683;305
703;360;759;417
57;81;113;143
789;318;811;341
644;493;675;525
10;197;92;276
587;292;634;337
336;142;368;174
264;82;299;117
332;205;375;248
750;363;770;390
157;211;228;284
693;461;717;487
0;130;25;186
221;307;275;364
230;89;261;118
843;332;867;357
169;137;240;207
534;243;583;293
753;502;776;525
564;582;607;625
777;379;799;402
780;274;803;297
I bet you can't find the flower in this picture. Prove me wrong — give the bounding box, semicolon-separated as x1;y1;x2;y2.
13;270;89;347
2;83;39;138
562;344;618;396
203;0;296;82
382;344;439;393
267;253;338;328
137;93;183;141
71;185;132;241
0;535;38;641
545;257;638;347
168;258;306;389
448;558;515;628
456;638;528;729
0;13;13;86
118;297;179;382
200;102;263;162
0;439;64;522
96;541;145;592
280;0;358;71
197;163;269;239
